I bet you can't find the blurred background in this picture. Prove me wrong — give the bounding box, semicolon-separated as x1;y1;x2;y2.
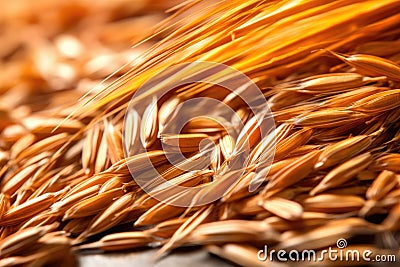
0;0;182;142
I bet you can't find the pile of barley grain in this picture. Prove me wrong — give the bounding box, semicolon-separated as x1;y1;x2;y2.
1;0;400;266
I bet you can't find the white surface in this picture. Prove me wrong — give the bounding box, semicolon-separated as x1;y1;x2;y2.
79;249;234;267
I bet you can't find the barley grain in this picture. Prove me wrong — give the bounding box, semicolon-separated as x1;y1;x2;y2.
329;52;400;81
311;152;372;195
315;135;372;170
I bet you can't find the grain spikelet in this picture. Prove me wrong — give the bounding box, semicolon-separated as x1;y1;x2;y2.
273;104;315;122
367;170;397;201
248;123;292;166
260;197;303;221
229;195;265;216
124;108;141;155
0;194;9;221
311;118;367;142
1;163;43;196
370;153;400;172
63;188;123;220
78;192;136;239
268;91;311;111
161;133;210;152
0;223;58;257
360;170;398;217
276;73;373;94
9;134;35;160
22;116;83;135
141;152;211;191
288;145;320;157
301;194;365;213
1;190;67;226
156;205;214;258
348;89;400;114
104;120;124;163
329;51;400;81
134;200;186;227
19;211;60;230
274;127;313;160
15;133;69;162
117;150;168;174
183;117;224;134
315;135;372;169
320;86;387;108
311;152;372;195
64;174;112;197
220;134;235;160
234;113;265;153
51;185;101;213
158;96;181;135
185;220;280;245
92;127;108;174
98;176;130;193
146;218;188;239
264;150;320;197
293;109;367;128
140;96;159;148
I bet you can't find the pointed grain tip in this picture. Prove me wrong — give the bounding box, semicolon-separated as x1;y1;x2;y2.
309;183;327;196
